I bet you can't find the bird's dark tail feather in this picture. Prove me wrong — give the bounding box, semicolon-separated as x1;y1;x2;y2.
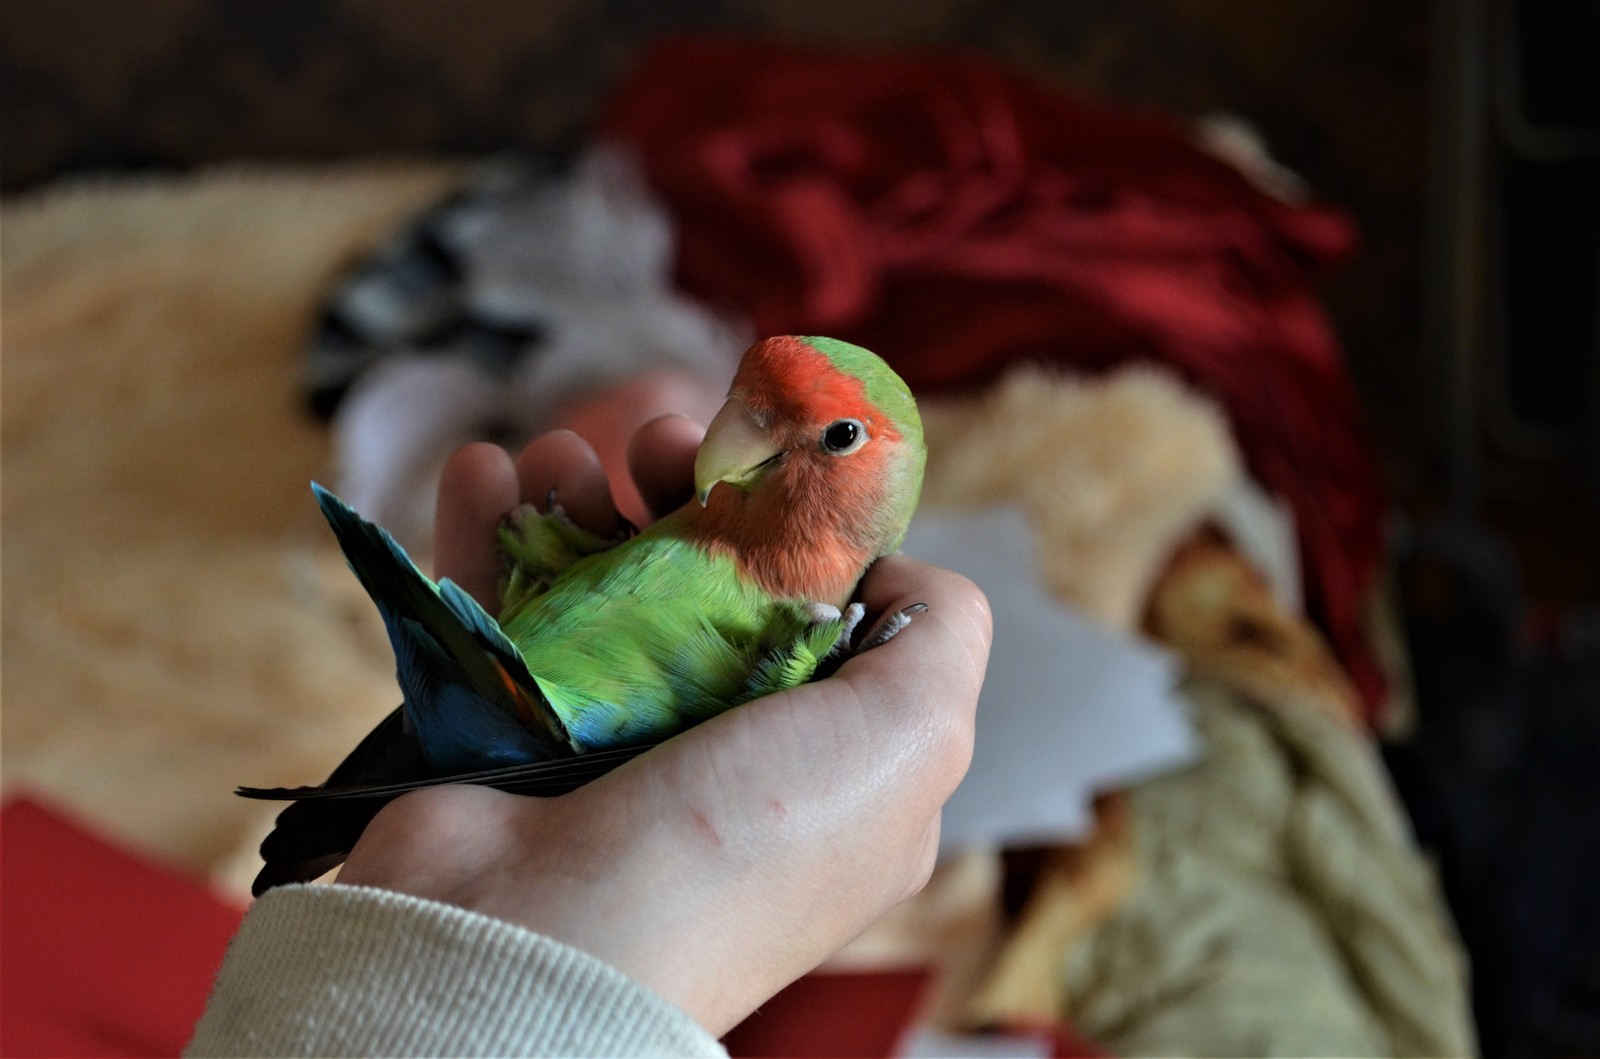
242;706;429;896
250;798;393;895
240;740;650;896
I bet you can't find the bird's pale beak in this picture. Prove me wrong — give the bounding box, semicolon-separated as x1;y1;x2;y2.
695;397;783;506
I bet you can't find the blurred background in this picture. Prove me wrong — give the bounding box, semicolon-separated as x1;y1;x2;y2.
3;2;1597;1057
7;1;1599;578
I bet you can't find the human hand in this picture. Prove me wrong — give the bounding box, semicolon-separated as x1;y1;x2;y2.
544;369;727;527
337;418;991;1035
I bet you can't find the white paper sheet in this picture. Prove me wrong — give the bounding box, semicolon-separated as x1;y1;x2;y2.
901;507;1198;851
896;1025;1053;1059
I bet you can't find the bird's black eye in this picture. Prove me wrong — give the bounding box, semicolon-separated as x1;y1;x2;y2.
821;418;867;455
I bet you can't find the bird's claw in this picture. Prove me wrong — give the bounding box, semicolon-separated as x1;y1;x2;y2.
857;602;927;652
816;603;926;678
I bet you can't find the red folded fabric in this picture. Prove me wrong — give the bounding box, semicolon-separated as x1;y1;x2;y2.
0;795;244;1057
724;969;932;1057
0;794;1093;1058
602;38;1386;720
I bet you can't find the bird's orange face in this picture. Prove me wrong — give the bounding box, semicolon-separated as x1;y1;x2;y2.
695;336;902;507
689;337;914;604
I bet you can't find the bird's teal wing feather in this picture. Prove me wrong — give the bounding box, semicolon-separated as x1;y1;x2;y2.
312;484;578;770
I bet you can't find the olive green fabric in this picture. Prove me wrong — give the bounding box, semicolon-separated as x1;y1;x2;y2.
1064;680;1475;1057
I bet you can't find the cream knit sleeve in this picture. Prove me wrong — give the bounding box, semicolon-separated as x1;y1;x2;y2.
186;883;727;1057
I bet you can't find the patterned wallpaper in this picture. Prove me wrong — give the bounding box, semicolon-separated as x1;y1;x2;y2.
0;0;1433;468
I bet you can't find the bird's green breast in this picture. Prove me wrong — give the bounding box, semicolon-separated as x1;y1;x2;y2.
496;527;807;750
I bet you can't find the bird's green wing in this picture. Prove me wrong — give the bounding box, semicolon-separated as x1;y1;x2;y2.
501;528;846;752
498;503;633;614
733;618;847;704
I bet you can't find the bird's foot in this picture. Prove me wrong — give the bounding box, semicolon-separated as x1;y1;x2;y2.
812;602;868;659
804;601;842;625
813;602;927;681
518;490;637;541
507;491;634;547
500;494;634;607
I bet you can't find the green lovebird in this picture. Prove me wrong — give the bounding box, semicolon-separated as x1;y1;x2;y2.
242;336;927;895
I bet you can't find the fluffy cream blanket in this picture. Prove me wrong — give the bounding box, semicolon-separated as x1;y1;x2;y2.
3;167;459;885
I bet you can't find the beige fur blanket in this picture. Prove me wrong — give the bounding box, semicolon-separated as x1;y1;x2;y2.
3;167;459;884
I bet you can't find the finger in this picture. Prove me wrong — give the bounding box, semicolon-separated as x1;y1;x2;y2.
835;555;992;785
434;443;519;608
627;414;704;521
904;814;943;899
548;371;725;528
514;430;622;537
853;554;993;671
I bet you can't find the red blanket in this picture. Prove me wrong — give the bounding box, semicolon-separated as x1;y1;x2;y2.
1;796;1095;1056
602;38;1385;718
0;797;243;1057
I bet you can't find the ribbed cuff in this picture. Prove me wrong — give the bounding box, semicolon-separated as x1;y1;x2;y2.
186;883;725;1057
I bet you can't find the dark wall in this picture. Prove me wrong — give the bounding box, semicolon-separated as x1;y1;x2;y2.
0;0;1432;478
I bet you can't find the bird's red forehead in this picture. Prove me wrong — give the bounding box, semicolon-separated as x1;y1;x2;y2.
733;337;878;428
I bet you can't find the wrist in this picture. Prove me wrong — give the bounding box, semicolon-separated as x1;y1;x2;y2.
337;783;755;1032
